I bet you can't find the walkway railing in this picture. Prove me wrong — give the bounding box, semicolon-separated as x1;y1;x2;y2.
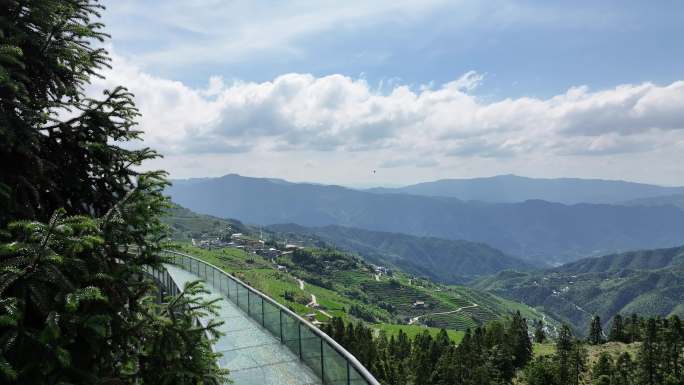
161;250;381;385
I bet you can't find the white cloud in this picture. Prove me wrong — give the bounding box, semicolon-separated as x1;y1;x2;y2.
90;54;684;184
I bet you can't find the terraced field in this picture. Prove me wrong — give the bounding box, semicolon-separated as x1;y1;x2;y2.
426;313;477;330
361;281;454;316
172;242;552;340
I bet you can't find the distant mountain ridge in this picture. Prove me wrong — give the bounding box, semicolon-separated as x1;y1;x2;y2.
624;193;684;209
368;174;684;204
166;174;684;265
267;223;532;284
472;246;684;333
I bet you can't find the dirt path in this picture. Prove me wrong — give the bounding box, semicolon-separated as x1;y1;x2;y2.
306;293;332;318
408;303;479;325
297;278;305;290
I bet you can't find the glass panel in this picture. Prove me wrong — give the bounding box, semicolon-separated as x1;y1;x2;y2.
208;266;216;287
200;263;207;280
228;277;236;299
217;271;224;293
300;325;323;378
237;284;249;313
349;365;369;385
263;301;280;338
281;311;300;356
249;291;263;324
323;342;349;385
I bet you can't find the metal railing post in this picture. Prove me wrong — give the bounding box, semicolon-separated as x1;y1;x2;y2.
279;310;284;343
320;339;325;384
247;288;251;315
298;323;303;360
347;361;351;385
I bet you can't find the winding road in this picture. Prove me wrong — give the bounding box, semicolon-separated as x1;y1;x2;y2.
408;303;479;325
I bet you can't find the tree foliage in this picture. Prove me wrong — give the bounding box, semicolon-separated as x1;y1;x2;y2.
0;1;228;383
325;312;534;385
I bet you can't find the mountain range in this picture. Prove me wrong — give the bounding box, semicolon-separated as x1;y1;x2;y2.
472;246;684;333
167;174;684;265
368;174;684;204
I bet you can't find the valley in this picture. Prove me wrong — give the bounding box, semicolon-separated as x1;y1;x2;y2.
163;206;555;340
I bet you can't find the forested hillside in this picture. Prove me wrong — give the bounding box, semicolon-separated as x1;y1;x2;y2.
473;246;684;334
268;223;531;283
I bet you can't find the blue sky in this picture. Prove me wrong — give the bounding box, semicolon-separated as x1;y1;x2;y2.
95;0;684;186
102;0;684;98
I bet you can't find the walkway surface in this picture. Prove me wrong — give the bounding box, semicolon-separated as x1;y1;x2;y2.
164;264;322;385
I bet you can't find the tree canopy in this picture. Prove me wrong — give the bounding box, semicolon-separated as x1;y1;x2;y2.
0;1;227;383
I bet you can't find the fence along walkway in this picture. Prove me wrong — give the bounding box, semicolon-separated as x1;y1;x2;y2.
161;250;380;385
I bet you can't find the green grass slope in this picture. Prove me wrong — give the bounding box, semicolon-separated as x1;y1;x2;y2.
163;204;554;338
267;223;532;284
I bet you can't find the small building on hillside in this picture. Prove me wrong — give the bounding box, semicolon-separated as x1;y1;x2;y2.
412;300;425;309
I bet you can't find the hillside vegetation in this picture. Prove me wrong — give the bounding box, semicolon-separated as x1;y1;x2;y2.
473;246;684;333
175;242;548;333
268;223;531;283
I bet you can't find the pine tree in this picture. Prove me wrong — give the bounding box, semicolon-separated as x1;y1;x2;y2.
589;315;605;345
609;314;625;342
592;352;614;384
638;318;662;385
569;342;588;385
0;1;226;383
510;311;533;367
535;319;546;343
628;313;641;343
556;324;574;385
662;315;683;384
614;352;635;385
523;356;559;385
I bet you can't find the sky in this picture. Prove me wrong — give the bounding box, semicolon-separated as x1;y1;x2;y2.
95;0;684;187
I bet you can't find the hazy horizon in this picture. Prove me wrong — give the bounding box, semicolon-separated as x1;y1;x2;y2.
169;172;684;190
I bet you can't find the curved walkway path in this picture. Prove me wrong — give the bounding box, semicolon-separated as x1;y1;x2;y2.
164;263;321;385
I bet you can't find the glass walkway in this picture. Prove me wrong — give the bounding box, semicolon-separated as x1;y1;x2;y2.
164;263;321;385
158;250;380;385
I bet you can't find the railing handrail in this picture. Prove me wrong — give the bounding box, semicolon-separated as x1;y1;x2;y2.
162;249;381;385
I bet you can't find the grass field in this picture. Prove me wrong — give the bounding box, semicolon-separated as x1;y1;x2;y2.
533;341;641;365
374;323;465;343
170;242;552;341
